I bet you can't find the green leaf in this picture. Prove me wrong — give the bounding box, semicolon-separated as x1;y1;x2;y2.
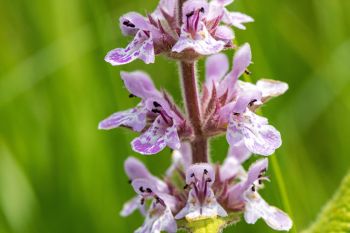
302;171;350;233
177;213;241;233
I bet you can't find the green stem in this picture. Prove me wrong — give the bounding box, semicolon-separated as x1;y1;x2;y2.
271;155;298;233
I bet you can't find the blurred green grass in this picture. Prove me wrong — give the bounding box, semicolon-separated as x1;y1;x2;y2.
0;0;350;232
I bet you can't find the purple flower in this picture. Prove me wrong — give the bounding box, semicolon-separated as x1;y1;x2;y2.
202;43;288;156
120;147;292;232
172;0;226;55
175;163;228;220
99;71;184;155
120;157;168;217
105;12;157;65
131;178;178;233
227;159;293;231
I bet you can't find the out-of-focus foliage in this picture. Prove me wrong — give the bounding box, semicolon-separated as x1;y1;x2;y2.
0;0;350;232
302;170;350;233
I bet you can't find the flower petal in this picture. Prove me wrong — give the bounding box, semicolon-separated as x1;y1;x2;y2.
131;178;158;197
186;163;215;185
121;71;159;99
223;10;254;30
131;116;180;155
232;91;262;114
136;206;177;233
172;25;225;55
105;31;155;65
256;79;289;100
220;156;244;181
227;110;282;156
182;0;209;23
215;25;235;41
205;53;229;88
119;12;152;36
124;157;152;180
228;140;252;163
220;43;252;98
120;196;145;217
232;43;252;80
166;143;192;176
98;105;147;132
244;192;292;231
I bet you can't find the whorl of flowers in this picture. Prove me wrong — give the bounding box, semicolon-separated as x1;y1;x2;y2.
99;0;292;232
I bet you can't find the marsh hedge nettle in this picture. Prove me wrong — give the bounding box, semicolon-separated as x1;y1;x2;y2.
99;0;292;232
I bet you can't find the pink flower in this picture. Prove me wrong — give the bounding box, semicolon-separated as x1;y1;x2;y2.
99;71;186;155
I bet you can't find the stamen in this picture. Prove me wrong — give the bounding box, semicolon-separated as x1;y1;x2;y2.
199;7;205;13
129;94;136;98
155;196;166;207
153;101;161;107
204;169;208;175
146;188;153;193
245;69;252;75
140;198;145;205
123;20;135;28
251;185;256;192
249;99;257;107
139;186;145;193
186;11;194;18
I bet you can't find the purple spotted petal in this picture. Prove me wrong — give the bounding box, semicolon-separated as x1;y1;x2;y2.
256;79;289;100
98;105;147;132
119;12;152;36
223;11;254;30
172;26;225;55
105;31;155;66
121;71;160;99
131;116;180;155
244;192;292;231
124;157;152;180
227;110;282;156
205;53;229;89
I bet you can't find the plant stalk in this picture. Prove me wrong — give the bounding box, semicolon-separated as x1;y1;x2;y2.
179;61;208;163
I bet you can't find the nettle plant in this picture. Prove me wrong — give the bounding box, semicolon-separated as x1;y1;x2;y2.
99;0;293;232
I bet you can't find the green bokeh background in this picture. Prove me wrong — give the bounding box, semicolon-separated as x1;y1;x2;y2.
1;0;350;232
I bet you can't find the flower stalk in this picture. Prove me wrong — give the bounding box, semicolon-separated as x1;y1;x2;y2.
180;61;208;163
99;0;293;232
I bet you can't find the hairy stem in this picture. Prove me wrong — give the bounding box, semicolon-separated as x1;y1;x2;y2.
178;0;185;25
179;61;208;163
